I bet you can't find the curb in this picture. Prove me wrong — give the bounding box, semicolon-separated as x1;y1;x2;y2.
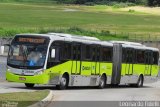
29;90;53;107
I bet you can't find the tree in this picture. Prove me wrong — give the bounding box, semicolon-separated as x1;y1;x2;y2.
147;0;160;6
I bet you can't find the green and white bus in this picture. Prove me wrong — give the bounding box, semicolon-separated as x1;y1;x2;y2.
6;33;159;90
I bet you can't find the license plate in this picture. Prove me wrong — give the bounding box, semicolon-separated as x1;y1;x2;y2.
19;77;26;81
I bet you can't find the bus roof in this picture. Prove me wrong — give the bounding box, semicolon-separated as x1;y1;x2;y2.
110;41;159;51
110;41;143;46
16;33;159;52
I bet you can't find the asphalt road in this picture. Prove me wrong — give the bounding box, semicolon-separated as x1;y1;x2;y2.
0;56;7;81
1;81;160;107
48;81;160;107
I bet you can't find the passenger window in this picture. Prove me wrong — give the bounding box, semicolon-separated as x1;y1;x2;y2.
72;44;81;60
126;49;133;63
92;46;96;61
62;43;71;60
72;45;76;60
144;51;153;65
77;45;81;60
122;48;126;63
137;50;145;64
153;52;159;65
47;41;62;68
101;47;112;62
49;41;62;62
82;44;92;61
96;47;101;61
86;45;91;60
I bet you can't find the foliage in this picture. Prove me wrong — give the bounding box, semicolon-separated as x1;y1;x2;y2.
128;9;135;13
147;0;160;6
55;0;160;7
0;27;128;40
1;0;160;7
55;0;146;6
0;0;52;2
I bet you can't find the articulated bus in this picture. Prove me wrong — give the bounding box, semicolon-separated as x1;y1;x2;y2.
6;33;159;90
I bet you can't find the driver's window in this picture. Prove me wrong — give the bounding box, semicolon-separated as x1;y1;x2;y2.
12;45;20;56
48;46;60;62
47;41;62;68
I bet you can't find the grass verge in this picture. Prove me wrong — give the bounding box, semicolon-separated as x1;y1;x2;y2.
0;90;50;107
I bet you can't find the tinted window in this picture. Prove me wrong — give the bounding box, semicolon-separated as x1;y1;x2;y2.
72;44;81;60
92;46;97;61
126;49;135;63
153;51;159;65
82;45;92;60
101;47;112;62
62;43;71;60
136;50;145;64
47;41;63;68
122;48;126;63
144;51;153;65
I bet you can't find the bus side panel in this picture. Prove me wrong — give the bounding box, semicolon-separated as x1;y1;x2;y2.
91;62;96;75
125;63;133;75
81;61;91;76
100;62;112;76
151;65;159;76
100;62;107;75
71;61;81;74
132;64;145;75
48;61;72;84
71;61;77;74
76;61;81;74
106;63;113;76
51;61;72;75
121;63;126;76
96;62;100;75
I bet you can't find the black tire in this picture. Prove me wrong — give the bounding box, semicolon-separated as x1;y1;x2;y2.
56;74;69;90
98;75;106;89
111;84;119;87
25;83;35;88
136;75;143;88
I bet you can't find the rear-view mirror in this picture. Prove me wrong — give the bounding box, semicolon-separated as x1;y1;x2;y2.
51;49;55;58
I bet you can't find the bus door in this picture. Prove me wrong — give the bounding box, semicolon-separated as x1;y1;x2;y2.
91;45;100;75
81;44;92;76
149;51;153;75
91;45;97;75
125;48;134;75
144;51;153;75
96;46;101;75
71;43;81;75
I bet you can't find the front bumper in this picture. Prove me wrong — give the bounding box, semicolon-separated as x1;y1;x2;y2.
6;71;50;84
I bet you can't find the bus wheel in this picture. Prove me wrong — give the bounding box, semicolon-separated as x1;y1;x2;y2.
98;74;106;89
136;75;143;87
56;74;69;90
25;83;35;88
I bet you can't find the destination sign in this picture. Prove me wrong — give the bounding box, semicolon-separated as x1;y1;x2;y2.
17;37;45;44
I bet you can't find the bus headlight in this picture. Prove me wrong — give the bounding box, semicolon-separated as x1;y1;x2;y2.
7;66;11;72
7;68;11;72
34;70;43;75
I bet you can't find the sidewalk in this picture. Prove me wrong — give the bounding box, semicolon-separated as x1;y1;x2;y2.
0;82;34;93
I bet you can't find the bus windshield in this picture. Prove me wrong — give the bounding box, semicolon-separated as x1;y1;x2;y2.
7;36;49;69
